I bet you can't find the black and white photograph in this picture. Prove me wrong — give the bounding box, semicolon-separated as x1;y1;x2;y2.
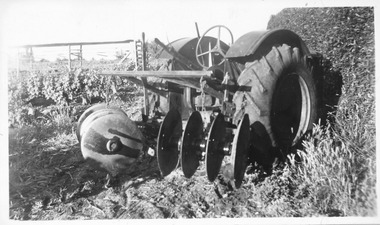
0;0;378;223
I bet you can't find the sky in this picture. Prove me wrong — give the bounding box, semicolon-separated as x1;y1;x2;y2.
0;0;361;62
2;0;286;46
1;0;286;61
1;0;376;61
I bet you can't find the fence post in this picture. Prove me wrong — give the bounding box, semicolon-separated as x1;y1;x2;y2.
68;45;71;70
80;45;83;67
16;48;20;78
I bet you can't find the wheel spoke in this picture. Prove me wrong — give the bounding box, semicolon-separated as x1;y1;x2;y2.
217;59;226;66
217;27;221;48
197;50;214;57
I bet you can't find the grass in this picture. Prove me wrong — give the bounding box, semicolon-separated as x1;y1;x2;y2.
234;123;375;217
293;124;375;216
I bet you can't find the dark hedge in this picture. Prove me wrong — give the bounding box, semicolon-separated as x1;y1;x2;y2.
267;7;374;77
268;7;376;216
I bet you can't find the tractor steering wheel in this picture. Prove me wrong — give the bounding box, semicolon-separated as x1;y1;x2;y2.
195;25;234;69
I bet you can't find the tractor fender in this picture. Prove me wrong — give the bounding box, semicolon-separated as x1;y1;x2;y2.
226;29;310;62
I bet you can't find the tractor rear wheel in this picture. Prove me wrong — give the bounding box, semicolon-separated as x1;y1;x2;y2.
233;44;317;162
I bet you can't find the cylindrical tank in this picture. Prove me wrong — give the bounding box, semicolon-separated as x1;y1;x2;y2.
159;36;229;75
78;104;144;176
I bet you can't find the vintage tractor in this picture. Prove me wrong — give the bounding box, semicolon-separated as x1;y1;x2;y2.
77;25;321;188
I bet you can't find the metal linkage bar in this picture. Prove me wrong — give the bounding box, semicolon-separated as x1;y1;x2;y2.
15;40;134;48
138;33;150;117
100;70;212;78
154;38;203;71
124;77;167;97
101;70;223;100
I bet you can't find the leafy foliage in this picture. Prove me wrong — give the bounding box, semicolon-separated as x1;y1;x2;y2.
8;61;141;126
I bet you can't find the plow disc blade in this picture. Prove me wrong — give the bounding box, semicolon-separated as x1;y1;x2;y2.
230;114;250;188
205;113;226;182
180;111;203;178
157;109;182;177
